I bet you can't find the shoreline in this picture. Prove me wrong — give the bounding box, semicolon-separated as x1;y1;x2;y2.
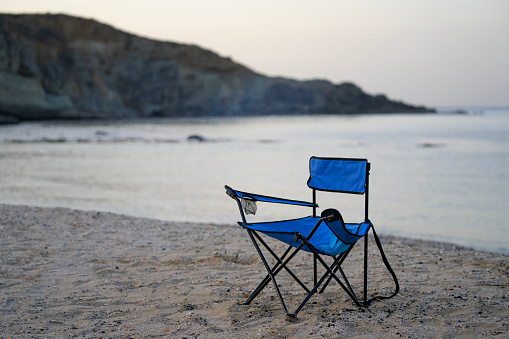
1;204;508;337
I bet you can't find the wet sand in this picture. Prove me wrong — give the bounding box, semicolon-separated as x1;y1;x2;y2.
0;204;507;338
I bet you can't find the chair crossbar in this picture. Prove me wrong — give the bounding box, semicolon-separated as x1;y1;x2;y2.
244;231;310;305
319;244;354;293
244;252;299;306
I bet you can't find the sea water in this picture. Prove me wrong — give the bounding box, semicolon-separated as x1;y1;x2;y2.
0;108;508;254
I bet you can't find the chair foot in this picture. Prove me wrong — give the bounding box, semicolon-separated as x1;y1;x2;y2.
285;313;298;321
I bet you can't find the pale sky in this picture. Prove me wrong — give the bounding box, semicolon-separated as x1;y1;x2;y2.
2;0;508;107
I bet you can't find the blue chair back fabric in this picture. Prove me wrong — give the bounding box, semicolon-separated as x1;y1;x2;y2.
307;157;367;194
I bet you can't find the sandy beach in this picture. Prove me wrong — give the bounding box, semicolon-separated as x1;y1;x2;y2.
0;204;507;338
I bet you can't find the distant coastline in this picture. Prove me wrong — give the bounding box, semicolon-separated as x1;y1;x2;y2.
435;106;509;114
0;13;434;124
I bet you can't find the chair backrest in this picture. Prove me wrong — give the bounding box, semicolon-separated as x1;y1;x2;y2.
307;157;368;194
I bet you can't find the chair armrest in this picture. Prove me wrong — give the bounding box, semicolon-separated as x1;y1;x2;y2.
225;185;317;207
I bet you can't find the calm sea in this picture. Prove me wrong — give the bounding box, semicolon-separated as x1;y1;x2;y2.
1;108;508;254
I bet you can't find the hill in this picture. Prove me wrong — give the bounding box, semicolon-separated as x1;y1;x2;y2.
0;13;434;122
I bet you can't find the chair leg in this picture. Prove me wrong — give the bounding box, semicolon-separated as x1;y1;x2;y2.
244;244;302;305
292;257;363;317
293;262;338;316
313;254;318;287
289;236;363;317
317;233;369;306
243;230;378;318
321;227;400;308
303;239;363;304
320;256;359;300
244;229;318;318
244;265;278;305
246;229;290;316
364;231;369;305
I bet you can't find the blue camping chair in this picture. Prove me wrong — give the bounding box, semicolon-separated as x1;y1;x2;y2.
225;157;399;318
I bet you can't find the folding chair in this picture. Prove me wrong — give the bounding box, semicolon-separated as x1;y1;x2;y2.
225;156;399;319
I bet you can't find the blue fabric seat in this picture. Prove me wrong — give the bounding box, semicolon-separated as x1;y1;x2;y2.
225;156;399;318
242;217;371;256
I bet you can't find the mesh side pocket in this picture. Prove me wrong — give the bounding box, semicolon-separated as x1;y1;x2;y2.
226;189;257;215
241;198;257;215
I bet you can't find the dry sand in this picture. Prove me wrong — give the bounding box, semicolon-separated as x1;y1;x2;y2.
0;204;507;338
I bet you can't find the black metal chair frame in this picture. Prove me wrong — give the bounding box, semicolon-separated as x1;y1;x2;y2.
226;160;399;319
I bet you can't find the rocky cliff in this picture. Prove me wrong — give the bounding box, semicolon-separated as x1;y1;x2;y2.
0;13;434;123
